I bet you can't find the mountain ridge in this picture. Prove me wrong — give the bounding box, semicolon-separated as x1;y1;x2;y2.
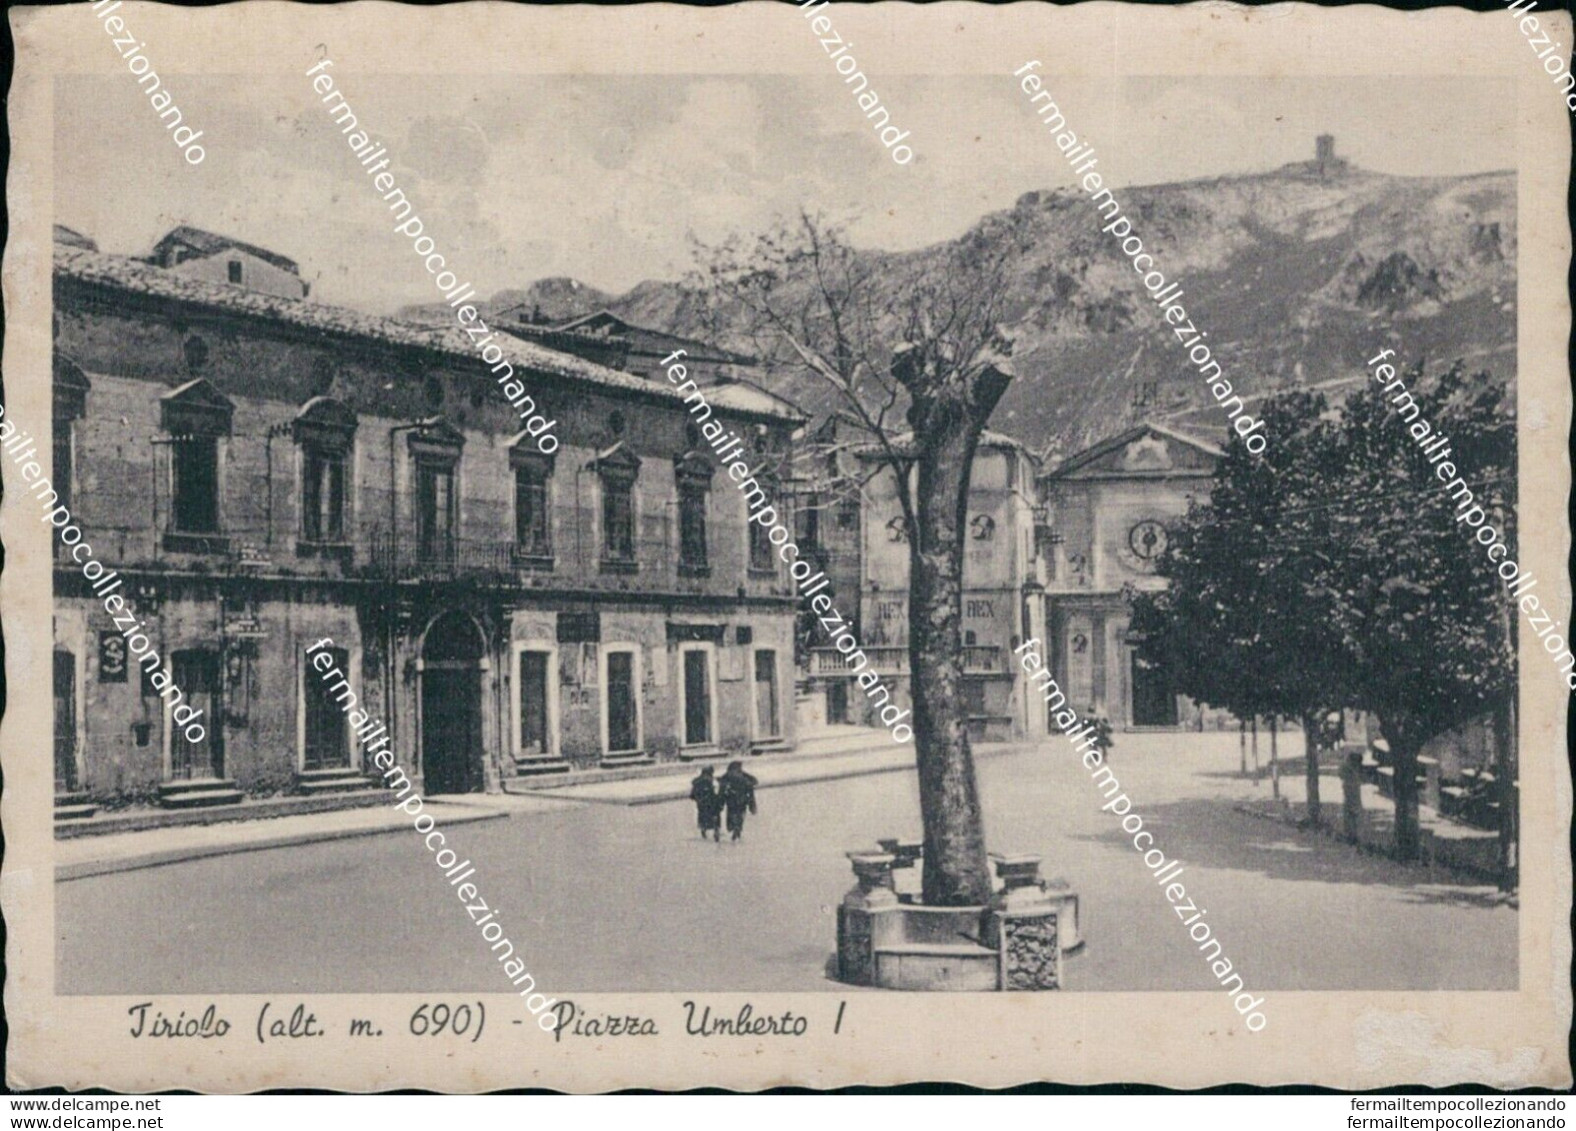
397;156;1516;458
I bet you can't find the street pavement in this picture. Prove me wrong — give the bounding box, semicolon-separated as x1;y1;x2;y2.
56;733;1514;995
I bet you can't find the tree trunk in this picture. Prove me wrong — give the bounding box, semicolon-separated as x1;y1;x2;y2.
1239;719;1247;776
1302;712;1322;827
1250;717;1259;779
1492;694;1517;891
1269;716;1280;801
1388;731;1423;862
909;415;992;907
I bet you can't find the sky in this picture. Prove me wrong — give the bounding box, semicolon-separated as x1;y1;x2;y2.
55;73;1514;314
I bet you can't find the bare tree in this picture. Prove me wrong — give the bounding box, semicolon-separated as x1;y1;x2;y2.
698;213;1022;905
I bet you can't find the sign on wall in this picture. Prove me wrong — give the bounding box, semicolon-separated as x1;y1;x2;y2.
98;631;127;683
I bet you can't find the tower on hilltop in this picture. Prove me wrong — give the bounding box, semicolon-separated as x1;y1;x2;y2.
1316;134;1336;175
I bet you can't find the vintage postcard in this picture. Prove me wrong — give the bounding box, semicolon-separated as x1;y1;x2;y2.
3;0;1570;1093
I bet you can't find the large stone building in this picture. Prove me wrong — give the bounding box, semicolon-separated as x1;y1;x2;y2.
51;227;802;811
1037;422;1231;732
806;432;1049;741
802;421;1234;740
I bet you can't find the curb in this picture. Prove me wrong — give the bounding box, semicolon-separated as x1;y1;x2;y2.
56;807;509;883
1231;800;1512;888
500;730;900;795
55;788;392;840
512;741;1036;807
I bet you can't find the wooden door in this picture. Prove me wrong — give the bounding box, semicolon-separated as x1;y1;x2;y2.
753;650;780;739
606;651;638;754
54;651;77;792
682;650;711;746
170;650;222;780
422;667;481;793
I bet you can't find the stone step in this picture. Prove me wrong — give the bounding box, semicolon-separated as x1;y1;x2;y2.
55;790;93;807
159;777;241;797
514;758;572;778
159;780;244;809
873;942;1000;992
601;752;654;769
298;773;377;795
794;727;893;758
54;802;99;821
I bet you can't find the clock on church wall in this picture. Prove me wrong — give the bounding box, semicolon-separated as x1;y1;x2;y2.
1117;518;1169;573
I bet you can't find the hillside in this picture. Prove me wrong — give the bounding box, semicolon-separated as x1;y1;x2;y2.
397;157;1516;458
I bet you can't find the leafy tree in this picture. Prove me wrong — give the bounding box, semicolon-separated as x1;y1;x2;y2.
1130;393;1350;822
698;213;1023;905
1133;364;1515;859
1319;362;1515;859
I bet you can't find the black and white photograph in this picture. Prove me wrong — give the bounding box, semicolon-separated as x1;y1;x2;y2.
3;0;1570;1099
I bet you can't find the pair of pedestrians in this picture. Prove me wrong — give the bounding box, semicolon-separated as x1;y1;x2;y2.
689;762;758;842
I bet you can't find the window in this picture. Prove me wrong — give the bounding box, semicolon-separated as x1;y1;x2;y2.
302;449;347;542
837;496;860;530
294;397;357;552
797;494;821;549
517;649;553;758
227;260;243;284
591;444;641;571
675;451;713;575
679;484;709;571
416;460;456;564
515;463;551;557
602;474;635;562
160;378;233;551
52;356;89;543
173;436;220;533
303;646;350;770
52;419;73;513
749;518;774;572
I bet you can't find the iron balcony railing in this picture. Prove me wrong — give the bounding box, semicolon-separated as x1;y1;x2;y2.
362;526;797;597
366;534;525;582
809;644;1006;677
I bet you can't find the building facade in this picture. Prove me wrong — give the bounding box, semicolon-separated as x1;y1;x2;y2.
806;433;1049;741
51;230;801;810
1037;422;1233;733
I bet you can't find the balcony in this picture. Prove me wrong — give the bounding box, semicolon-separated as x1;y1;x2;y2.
366;534;528;583
963;645;1009;676
362;527;796;600
810;644;1006;678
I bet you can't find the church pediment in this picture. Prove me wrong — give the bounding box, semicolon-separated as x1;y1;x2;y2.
1048;423;1221;481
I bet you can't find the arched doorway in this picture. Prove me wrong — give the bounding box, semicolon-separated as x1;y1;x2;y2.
420;611;486;794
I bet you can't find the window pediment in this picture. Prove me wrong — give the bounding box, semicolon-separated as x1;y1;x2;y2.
293;396;358;452
674;450;714;487
508;430;557;473
160;377;234;437
406;416;465;462
588;441;641;480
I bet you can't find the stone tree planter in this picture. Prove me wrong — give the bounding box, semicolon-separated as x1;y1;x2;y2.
836;852;901;986
983;854;1063;990
835;844;1074;991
